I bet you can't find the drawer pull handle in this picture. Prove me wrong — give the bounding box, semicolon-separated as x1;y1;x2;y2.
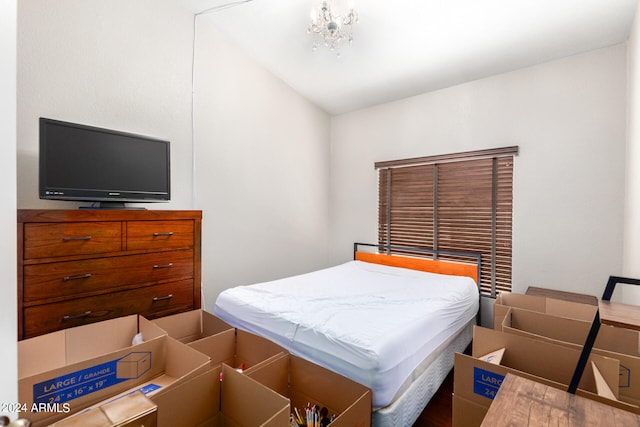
63;311;92;321
152;294;173;302
153;232;174;237
153;263;174;269
63;236;92;241
63;273;92;281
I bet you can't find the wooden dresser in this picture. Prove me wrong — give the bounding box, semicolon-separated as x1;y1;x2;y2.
17;209;202;340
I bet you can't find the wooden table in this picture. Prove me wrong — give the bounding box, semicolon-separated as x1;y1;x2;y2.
481;373;640;426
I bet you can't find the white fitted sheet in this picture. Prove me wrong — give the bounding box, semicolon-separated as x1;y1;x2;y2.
214;260;479;408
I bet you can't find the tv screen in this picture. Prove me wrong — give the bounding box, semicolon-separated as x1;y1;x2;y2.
39;117;170;208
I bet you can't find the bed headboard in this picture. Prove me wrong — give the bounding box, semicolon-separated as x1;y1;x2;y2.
353;243;481;285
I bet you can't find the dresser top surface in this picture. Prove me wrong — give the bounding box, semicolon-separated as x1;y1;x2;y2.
18;209;202;223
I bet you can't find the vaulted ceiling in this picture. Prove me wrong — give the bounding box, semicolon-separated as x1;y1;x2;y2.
181;0;638;115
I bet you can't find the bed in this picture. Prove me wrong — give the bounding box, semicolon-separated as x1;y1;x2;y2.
213;243;481;426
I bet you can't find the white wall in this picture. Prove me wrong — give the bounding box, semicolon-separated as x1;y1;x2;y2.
17;0;195;209
16;1;332;313
0;0;17;417
330;45;627;300
193;19;332;308
624;4;640;304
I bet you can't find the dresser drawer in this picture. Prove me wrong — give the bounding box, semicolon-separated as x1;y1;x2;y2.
23;279;194;338
126;220;194;251
23;250;194;303
24;221;122;259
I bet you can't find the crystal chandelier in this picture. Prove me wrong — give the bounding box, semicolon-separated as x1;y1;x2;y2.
308;1;358;55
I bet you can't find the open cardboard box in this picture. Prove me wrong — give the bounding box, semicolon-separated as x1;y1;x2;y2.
45;336;213;427
452;326;632;427
151;309;287;373
246;353;372;427
18;315;212;426
216;364;290;426
501;305;640;405
53;363;291;427
493;292;597;330
18;315;165;426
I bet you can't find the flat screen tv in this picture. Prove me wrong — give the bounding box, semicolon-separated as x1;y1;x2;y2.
39;117;170;209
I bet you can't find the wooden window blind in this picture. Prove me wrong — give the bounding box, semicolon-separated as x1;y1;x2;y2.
376;146;517;296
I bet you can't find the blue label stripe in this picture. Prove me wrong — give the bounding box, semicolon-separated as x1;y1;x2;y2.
33;352;152;405
137;383;162;394
34;360;125;404
473;367;504;400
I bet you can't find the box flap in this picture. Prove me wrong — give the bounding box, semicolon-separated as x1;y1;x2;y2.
235;330;287;370
545;298;597;321
592;361;617;400
100;391;156;424
151;310;234;344
290;355;370;413
452;393;489;427
244;353;290;397
201;311;233;336
152;367;220;427
66;316;140;365
187;329;235;368
18;316;162;379
163;336;211;379
471;326;619;395
502;306;639;356
478;348;505;365
221;364;290;426
18;330;67;379
152;310;204;343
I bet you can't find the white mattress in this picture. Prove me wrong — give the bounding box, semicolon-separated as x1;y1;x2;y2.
214;260;479;408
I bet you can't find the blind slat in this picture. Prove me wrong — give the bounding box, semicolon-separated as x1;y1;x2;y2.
378;149;515;296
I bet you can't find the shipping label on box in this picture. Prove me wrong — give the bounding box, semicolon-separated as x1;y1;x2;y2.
32;351;152;405
472;367;504;400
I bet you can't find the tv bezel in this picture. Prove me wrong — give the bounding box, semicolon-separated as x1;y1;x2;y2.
39;117;171;208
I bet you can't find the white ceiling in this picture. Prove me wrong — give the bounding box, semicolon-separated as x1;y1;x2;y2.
182;0;638;115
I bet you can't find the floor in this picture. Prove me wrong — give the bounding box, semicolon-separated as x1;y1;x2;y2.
412;369;454;427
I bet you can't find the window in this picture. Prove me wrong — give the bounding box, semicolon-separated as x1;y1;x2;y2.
376;146;517;296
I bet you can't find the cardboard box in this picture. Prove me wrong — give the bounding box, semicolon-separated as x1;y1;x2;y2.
151;309;233;344
152;310;287;372
51;336;213;427
56;363;290;427
247;354;372;427
19;316;212;426
49;391;157;427
217;364;290;426
493;292;597;330
453;326;634;426
501;306;640;404
18;316;165;426
452;394;488;427
143;364;290;427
